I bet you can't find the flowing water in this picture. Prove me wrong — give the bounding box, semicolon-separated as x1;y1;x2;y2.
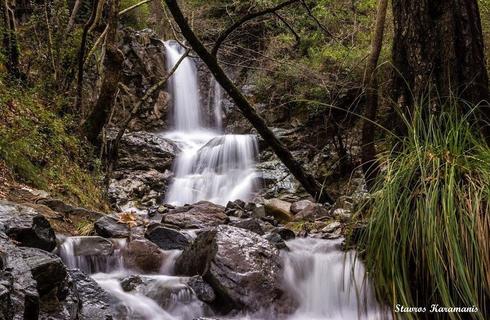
57;40;388;320
163;41;258;206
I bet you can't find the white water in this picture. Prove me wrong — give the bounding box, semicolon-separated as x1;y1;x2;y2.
283;238;389;320
212;78;224;130
58;237;205;320
163;41;258;206
56;40;387;320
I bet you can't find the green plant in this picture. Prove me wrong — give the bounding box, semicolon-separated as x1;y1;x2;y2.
354;104;490;319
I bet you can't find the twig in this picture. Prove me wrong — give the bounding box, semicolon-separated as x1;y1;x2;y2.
211;0;300;56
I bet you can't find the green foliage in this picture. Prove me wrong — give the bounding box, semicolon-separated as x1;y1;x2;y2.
354;104;490;319
0;79;108;210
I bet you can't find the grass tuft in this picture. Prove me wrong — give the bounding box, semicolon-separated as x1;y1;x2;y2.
354;105;490;319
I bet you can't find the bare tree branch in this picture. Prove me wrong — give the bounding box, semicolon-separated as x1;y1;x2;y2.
211;0;300;57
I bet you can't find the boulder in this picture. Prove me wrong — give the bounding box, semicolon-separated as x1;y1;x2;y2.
175;225;288;313
122;239;164;273
112;131;178;172
294;203;330;221
68;236;114;257
272;227;296;241
163;201;228;229
1;235;68;319
68;269;114;320
264;198;293;222
144;224;190;250
290;200;314;214
229;218;264;235
0;200;56;251
94;215;130;238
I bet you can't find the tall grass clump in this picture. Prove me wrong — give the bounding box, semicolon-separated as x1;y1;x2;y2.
355;104;490;319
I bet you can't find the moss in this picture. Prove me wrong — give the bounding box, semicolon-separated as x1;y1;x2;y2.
0;78;108;210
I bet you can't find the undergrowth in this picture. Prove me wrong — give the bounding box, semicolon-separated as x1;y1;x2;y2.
0;78;108;210
354;105;490;319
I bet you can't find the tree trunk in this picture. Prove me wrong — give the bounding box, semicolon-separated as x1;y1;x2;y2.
83;0;123;145
74;0;100;112
164;0;334;203
361;0;388;190
392;0;490;135
1;0;22;79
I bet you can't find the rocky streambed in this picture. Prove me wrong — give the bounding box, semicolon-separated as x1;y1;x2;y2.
0;192;388;320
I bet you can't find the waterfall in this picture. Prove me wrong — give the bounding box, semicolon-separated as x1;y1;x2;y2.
283;238;390;320
164;41;202;131
163;41;258;206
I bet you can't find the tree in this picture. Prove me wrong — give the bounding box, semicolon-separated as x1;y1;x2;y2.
361;0;388;190
392;0;490;135
164;0;334;204
83;0;123;145
1;0;22;79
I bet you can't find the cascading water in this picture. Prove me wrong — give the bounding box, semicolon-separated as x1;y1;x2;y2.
283;238;390;320
56;40;388;320
163;41;258;206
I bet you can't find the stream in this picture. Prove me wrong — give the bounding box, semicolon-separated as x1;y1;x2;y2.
58;40;388;319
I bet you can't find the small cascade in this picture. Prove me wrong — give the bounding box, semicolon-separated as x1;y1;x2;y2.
58;236;125;274
283;238;389;320
58;237;206;320
163;41;258;206
165;134;259;206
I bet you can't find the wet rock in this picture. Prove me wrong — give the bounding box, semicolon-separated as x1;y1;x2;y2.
163;201;228;229
122;239;164;273
113;131;178;172
145;223;190;250
0;200;56;251
68;269;114;320
229;218;264;235
272;227;295;241
264;232;288;250
106;130;179;210
109;169;172;211
114;29;170;131
186;276;215;303
294;203;330;221
251;203;266;218
175;225;288;313
264;198;293;222
68;236;114;257
290;200;314;214
120;275;143;292
94;215;130;238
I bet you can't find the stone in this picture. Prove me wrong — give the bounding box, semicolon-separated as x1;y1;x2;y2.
290;200;314;214
294;203;330;221
229;218;264;235
68;236;114;257
162;201;228;229
322;221;342;233
145;224;190;250
175;225;289;313
263;198;293;222
94;215;130;238
122;239;164;273
68;269;114;320
0;200;56;251
272;227;295;241
186;276;215;303
112;131;178;172
264;232;288;250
